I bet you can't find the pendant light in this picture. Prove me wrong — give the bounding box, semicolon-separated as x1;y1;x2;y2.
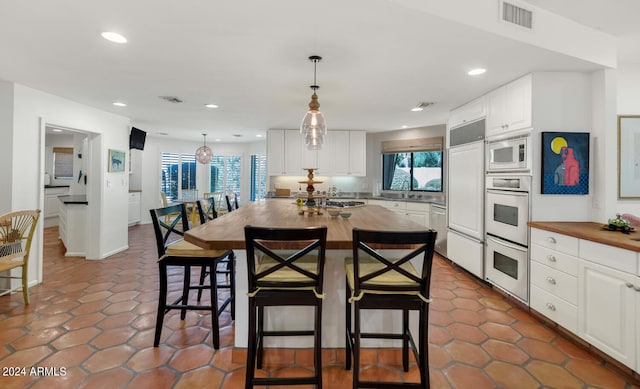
300;55;327;150
195;133;213;164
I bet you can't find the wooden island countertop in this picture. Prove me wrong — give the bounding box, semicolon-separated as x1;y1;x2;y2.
185;199;426;250
528;221;640;252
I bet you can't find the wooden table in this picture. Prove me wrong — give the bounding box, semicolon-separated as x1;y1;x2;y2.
185;199;428;347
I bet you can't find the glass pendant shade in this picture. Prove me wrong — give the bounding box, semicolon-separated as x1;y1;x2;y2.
195;134;213;164
300;56;327;150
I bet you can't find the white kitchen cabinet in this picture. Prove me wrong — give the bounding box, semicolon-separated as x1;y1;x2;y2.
128;191;141;226
43;186;69;227
530;227;639;371
406;202;430;228
58;198;87;257
448;97;486;132
316;131;366;176
267;130;317;176
579;259;635;369
486;73;532;138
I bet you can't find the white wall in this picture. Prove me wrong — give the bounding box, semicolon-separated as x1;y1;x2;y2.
2;82;130;290
138;135;266;224
0;81;14;215
616;63;640;218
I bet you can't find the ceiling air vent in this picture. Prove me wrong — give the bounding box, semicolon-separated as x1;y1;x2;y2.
501;1;533;29
159;96;183;103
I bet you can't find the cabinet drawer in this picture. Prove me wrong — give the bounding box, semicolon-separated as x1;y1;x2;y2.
530;285;577;334
530;261;577;305
530;243;578;276
406;202;430;212
530;228;578;256
128;192;140;201
385;201;406;211
579;239;637;275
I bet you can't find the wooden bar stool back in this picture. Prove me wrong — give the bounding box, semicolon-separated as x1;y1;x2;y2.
149;203;234;349
244;225;328;388
345;228;437;389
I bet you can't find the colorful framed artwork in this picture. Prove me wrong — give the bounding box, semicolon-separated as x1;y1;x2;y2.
108;149;126;173
618;116;640;198
541;132;589;195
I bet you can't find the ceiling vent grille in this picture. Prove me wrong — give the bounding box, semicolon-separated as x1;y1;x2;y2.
159;96;183;103
501;1;533;29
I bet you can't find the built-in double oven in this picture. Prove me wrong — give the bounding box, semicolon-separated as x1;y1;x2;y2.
485;174;530;303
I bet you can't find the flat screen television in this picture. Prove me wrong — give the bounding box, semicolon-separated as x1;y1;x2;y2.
129;127;146;150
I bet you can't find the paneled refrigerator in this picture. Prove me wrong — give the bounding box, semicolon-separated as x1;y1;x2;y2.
446;119;485;278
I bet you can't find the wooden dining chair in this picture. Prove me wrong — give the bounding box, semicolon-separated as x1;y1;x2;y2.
0;209;41;304
225;192;239;213
149;203;234;349
244;225;327;388
345;228;437;389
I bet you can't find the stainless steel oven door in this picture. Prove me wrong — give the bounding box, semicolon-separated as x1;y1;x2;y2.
485;235;528;302
486;189;529;246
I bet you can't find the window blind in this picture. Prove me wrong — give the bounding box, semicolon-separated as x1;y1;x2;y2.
381;137;443;153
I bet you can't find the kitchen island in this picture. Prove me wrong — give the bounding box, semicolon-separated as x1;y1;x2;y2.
185;199;428;347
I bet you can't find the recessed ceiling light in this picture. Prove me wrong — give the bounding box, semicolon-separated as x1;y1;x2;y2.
205;104;219;109
101;32;127;44
401;125;408;129
52;129;63;132
468;68;486;76
256;134;263;138
215;138;221;142
112;101;127;107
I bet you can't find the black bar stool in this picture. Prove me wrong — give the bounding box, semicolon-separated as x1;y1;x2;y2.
149;203;235;349
244;225;328;388
345;228;437;389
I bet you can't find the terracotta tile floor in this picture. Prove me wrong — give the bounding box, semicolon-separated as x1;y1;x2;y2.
0;224;638;388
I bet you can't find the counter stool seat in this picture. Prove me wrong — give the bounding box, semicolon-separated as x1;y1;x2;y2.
150;203;234;349
244;225;327;389
345;228;437;389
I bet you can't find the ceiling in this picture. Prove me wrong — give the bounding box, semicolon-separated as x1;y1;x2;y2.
1;0;638;142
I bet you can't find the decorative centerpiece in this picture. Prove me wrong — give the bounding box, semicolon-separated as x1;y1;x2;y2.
604;213;633;233
298;168;324;215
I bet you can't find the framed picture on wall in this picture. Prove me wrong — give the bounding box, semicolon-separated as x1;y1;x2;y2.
618;115;640;198
108;149;126;173
541;132;589;195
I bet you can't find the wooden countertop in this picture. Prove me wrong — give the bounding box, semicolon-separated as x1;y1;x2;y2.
185;200;427;250
528;221;640;252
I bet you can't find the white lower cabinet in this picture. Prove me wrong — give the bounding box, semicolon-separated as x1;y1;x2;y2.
368;200;431;228
128;192;141;226
531;227;640;371
579;259;635;369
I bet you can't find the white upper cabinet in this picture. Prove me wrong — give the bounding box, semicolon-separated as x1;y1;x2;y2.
486;74;532;138
316;130;366;176
267;130;317;176
448;97;486;130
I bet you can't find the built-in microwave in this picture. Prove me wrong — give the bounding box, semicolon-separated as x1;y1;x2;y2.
486;135;530;172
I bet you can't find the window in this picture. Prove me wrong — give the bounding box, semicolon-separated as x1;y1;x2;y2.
210;155;242;200
250;154;267;201
161;153;196;201
381;137;443;192
53;147;73;179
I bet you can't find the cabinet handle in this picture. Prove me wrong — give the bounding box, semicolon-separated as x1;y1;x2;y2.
547;255;556;262
626;282;634;288
546;237;556;244
546;277;556;285
546;303;556;311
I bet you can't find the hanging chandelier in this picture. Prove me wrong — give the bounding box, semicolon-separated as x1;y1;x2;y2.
300;55;327;150
195;133;213;164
